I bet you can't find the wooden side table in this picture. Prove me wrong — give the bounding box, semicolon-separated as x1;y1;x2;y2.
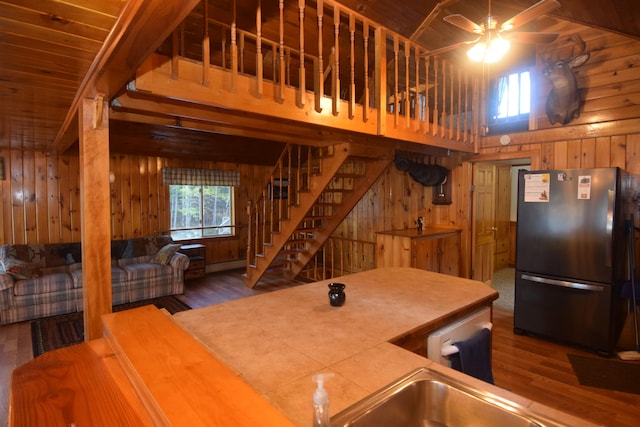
180;244;206;280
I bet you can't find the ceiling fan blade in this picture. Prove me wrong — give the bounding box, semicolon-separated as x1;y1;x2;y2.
500;0;561;32
422;38;480;57
506;31;559;44
443;14;484;34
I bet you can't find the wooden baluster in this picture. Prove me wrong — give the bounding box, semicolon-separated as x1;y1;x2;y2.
464;70;469;143
230;0;238;91
278;0;285;102
332;4;341;116
363;21;369;122
171;29;179;79
256;1;263;98
457;67;462;141
261;188;266;250
348;13;356;119
433;57;439;136
424;54;430;134
246;201;253;270
441;59;446;138
415;46;420;131
286;146;292;219
315;0;324;113
449;62;454;140
202;0;210;86
393;35;399;127
298;0;306;107
404;41;410;128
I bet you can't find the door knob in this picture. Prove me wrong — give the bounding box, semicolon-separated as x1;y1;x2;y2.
491;227;498;231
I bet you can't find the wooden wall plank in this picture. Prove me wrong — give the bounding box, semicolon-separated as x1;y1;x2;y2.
10;150;25;244
34;153;48;242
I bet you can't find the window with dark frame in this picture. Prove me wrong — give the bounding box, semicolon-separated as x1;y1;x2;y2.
487;69;531;134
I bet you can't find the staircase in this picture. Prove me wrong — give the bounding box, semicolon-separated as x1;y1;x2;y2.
245;142;391;288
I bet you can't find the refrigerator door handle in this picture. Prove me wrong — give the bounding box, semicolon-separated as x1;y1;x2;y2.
521;274;605;292
605;189;614;267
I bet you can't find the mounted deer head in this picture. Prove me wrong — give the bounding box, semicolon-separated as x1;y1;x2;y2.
542;34;590;125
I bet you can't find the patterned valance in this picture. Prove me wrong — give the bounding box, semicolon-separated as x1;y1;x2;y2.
162;167;240;186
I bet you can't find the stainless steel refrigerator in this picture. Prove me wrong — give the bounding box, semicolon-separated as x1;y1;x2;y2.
514;167;635;354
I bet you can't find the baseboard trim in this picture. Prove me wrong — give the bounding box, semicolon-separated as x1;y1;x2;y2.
206;260;245;273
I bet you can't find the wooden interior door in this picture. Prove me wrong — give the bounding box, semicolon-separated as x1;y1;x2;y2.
494;165;511;270
472;163;497;282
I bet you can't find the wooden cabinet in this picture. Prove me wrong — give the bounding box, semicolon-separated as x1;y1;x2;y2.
180;244;206;280
376;227;461;276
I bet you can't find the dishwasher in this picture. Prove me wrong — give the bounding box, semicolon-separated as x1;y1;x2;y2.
427;307;492;366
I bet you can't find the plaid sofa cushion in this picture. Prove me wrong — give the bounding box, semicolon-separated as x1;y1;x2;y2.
13;272;75;296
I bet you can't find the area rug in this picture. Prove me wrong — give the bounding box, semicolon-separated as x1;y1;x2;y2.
568;353;640;395
30;295;191;357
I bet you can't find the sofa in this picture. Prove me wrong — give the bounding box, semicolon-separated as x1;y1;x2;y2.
0;236;189;325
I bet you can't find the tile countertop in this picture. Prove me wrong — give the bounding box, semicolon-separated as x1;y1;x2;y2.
173;267;594;427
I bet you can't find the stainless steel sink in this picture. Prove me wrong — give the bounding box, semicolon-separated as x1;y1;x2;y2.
331;367;569;427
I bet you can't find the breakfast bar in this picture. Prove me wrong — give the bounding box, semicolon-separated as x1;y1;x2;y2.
10;267;594;426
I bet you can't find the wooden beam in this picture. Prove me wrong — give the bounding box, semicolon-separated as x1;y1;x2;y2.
78;96;112;341
52;0;200;153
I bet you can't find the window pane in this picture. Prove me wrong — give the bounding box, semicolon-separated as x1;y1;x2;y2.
520;71;531;115
170;185;202;229
203;186;232;228
170;184;234;240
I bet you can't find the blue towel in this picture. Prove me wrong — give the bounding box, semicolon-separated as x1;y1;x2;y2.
450;328;494;384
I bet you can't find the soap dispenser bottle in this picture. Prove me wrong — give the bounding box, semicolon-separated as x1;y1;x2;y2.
312;373;333;426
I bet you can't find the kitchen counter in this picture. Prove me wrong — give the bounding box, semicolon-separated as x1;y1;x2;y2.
10;267;595;426
172;267;590;426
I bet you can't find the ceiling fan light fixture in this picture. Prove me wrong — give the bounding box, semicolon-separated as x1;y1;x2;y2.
467;36;511;63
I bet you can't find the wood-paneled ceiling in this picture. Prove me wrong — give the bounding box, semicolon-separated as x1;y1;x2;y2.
1;0;639;163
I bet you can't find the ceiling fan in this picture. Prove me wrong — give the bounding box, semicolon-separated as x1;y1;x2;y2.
428;0;561;63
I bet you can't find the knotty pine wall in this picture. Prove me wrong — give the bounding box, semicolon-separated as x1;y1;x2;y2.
0;149;272;266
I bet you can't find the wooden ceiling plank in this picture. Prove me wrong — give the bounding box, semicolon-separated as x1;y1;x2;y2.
0;2;111;41
51;0;201;153
0;18;104;52
1;0;119;29
0;51;88;82
0;32;100;62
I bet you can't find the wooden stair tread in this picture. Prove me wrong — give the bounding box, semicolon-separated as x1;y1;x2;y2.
102;306;295;427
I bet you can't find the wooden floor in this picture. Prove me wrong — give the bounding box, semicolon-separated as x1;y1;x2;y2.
1;269;639;426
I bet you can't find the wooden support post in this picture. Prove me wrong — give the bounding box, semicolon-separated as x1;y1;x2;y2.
78;96;112;341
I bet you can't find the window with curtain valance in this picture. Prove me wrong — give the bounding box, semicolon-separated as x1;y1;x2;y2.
163;168;239;240
162;167;240;186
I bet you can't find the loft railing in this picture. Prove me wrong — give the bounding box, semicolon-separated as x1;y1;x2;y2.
298;236;376;281
158;0;480;150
